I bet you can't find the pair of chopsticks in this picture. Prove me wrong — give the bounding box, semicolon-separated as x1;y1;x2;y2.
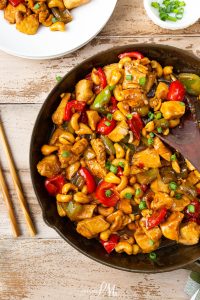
0;119;36;237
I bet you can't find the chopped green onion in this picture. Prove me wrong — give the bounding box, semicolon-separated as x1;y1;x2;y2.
34;3;40;9
157;127;162;133
62;151;70;158
125;193;133;199
105;189;112;197
139;200;147;210
149;252;157;261
139;77;147;86
107;113;113;121
118;162;124;168
151;0;186;22
110;165;117;174
148;112;154;120
171;154;177;161
155;112;162;120
148;137;154;145
149;239;155;246
188;204;195;213
52;17;58;23
169;181;177;191
149;132;155;138
167;15;177;21
127;114;132;119
105;161;111;170
56;75;62;82
151;2;160;8
135;188;141;197
175;193;182;199
105;121;111;127
126;74;133;81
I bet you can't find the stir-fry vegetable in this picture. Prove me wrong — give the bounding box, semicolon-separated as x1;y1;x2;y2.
37;50;200;257
178;73;200;96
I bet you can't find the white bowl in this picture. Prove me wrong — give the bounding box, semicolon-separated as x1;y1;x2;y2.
144;0;200;30
0;0;117;59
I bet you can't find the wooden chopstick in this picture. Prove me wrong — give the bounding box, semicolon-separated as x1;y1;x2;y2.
0;162;20;237
0;120;36;237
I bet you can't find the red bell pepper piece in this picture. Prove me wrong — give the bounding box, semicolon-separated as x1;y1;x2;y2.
79;167;96;194
97;117;116;135
184;199;200;220
141;184;148;193
95;181;119;207
45;175;65;196
127;112;143;140
80;109;88;124
85;72;92;80
167;80;185;101
110;96;118;113
9;0;23;7
118;51;144;60
197;188;200;195
93;68;107;94
117;166;123;177
64;100;86;121
146;207;167;229
100;234;120;254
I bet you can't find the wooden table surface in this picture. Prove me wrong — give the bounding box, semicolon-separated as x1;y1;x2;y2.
0;0;200;299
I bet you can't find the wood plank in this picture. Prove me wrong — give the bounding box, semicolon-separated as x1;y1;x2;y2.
101;0;200;37
0;36;200;104
0;239;190;300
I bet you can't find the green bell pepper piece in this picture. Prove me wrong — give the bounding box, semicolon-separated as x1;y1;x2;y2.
178;73;200;96
100;135;116;155
57;201;83;221
90;85;115;111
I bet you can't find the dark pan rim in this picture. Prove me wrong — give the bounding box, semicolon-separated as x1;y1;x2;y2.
30;43;200;273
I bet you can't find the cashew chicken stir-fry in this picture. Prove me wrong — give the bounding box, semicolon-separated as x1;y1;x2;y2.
1;0;90;35
37;51;200;256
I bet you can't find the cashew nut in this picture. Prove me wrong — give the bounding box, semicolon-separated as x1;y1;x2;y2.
98;206;114;217
56;194;72;203
104;172;121;184
50;21;65;32
114;143;125;159
100;229;111;241
41;145;58;156
75;123;93;135
116;175;128;192
113;84;124;101
151;60;163;77
73;192;90;204
62;183;78;194
70;112;80;131
115;241;133;255
111;159;130;176
66;162;80;180
112;110;126;121
59;132;75;145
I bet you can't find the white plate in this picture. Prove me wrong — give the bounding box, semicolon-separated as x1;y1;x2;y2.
144;0;200;30
0;0;117;59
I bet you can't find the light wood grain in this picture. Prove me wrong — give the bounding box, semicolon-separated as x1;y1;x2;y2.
0;36;200;104
0;239;190;300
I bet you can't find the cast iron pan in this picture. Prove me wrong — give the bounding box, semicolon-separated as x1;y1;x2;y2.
30;44;200;273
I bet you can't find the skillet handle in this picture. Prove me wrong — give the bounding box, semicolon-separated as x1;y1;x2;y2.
184;260;200;273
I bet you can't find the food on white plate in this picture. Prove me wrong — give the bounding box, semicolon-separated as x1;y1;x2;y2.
1;0;90;35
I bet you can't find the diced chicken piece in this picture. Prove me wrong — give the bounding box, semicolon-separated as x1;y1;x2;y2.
16;14;39;35
140;218;162;242
179;222;200;245
153;137;172;161
151;192;173;210
103;63;120;85
75;79;93;103
123;89;148;108
132;148;161;169
171;195;190;212
76;215;110;239
0;0;7;10
71;138;88;155
108;120;129;142
155;82;169;100
52;93;71;125
76;204;97;221
91;138;106;168
187;171;200;185
151;174;169;194
160;101;185;120
134;228;160;253
37;154;61;178
160;211;184;241
63;0;90;9
86;110;101;131
4;3;26;24
123;61;148;90
49;128;65;145
58;144;79;168
86;159;107;179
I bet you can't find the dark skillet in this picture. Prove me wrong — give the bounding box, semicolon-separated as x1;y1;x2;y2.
30;44;200;273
